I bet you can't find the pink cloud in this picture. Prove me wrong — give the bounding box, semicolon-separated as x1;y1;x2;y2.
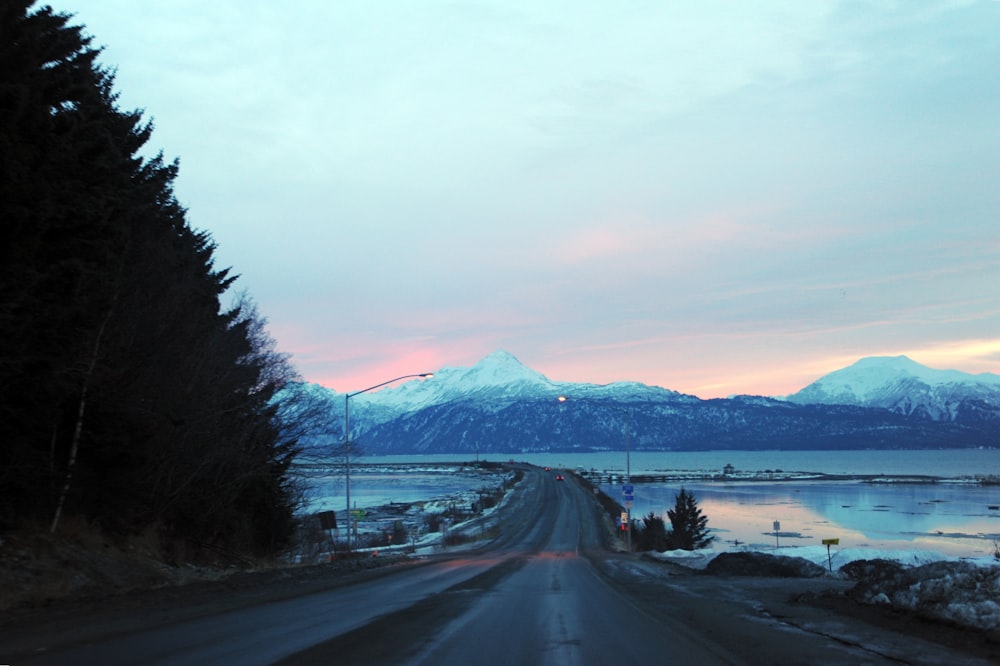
553;226;636;264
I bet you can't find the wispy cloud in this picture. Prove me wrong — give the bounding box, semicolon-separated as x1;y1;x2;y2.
56;0;1000;399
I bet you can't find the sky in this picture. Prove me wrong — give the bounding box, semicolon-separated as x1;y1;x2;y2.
53;0;1000;399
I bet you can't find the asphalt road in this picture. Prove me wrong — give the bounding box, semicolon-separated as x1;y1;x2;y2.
7;467;993;665
279;469;738;666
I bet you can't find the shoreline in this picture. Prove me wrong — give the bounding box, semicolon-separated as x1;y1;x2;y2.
581;469;997;485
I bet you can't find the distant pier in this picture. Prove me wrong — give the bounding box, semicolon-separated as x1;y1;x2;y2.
575;469;951;485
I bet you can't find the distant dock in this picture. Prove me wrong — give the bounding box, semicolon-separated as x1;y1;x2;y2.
575;469;954;485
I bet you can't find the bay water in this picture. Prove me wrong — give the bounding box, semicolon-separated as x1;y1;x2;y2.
312;450;1000;559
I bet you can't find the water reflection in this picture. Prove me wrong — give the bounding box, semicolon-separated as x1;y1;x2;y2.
304;472;498;513
611;481;1000;558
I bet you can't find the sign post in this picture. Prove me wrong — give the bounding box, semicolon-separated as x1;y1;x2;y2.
822;538;840;572
351;508;365;545
620;484;635;551
318;511;338;558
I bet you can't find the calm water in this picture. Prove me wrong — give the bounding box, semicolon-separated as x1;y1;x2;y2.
368;449;1000;478
303;468;504;514
572;450;1000;558
611;479;1000;559
519;449;1000;478
312;450;1000;558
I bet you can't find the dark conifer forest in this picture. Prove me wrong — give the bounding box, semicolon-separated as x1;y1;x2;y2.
1;2;301;559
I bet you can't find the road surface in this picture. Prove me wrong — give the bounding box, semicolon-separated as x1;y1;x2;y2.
3;467;992;665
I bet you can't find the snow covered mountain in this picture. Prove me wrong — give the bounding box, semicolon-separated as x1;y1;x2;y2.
301;350;683;424
287;351;998;456
785;356;1000;422
403;349;562;407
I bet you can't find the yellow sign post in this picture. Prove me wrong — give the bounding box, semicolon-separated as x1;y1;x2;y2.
822;538;840;572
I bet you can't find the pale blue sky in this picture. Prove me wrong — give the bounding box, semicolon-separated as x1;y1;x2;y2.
55;0;1000;397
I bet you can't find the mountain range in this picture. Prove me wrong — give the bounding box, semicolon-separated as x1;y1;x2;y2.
288;351;999;456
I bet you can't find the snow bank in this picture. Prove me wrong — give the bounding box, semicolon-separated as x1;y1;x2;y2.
646;548;717;569
844;558;1000;631
651;544;999;571
770;545;999;569
650;543;1000;631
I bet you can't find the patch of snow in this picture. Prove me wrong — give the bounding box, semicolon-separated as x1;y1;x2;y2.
650;543;1000;631
646;548;717;570
651;544;998;571
780;545;995;569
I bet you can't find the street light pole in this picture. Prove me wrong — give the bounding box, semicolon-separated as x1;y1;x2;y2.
624;407;632;553
343;372;433;550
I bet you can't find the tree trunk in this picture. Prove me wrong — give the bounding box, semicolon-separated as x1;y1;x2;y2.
49;311;111;534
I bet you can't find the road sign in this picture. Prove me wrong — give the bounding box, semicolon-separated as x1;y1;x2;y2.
625;500;633;509
620;511;628;525
622;484;634;495
318;511;337;530
822;538;839;572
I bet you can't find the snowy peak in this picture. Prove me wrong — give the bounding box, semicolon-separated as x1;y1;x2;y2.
444;350;550;387
428;350;557;400
335;351;557;417
792;356;924;404
786;355;1000;421
841;356;988;392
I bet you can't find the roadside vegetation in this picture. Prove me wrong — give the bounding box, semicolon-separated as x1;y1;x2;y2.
1;2;302;564
574;474;714;552
633;487;715;552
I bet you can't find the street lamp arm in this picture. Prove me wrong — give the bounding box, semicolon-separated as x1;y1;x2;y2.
346;373;434;398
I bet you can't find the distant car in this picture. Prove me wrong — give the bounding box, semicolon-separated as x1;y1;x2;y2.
544;466;551;471
555;474;565;481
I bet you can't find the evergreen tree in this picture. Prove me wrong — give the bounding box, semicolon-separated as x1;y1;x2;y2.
666;487;714;550
0;2;301;558
1;0;134;528
636;511;669;552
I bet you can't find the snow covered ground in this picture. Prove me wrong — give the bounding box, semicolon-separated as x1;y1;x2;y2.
301;464;520;561
649;544;1000;571
650;545;1000;631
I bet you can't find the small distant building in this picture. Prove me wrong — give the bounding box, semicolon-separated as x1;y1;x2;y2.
723;463;735;475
